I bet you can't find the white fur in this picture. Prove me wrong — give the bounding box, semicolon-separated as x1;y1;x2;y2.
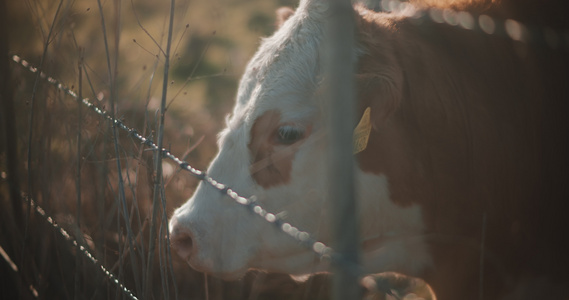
169;0;430;279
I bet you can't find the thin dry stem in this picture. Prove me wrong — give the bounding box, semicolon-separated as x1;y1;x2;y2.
145;0;176;298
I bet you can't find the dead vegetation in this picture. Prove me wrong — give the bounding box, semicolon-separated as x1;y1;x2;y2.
0;0;318;299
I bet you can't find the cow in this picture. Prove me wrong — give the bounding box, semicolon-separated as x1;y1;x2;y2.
169;0;569;299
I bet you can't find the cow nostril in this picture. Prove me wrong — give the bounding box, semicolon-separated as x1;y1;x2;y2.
170;226;194;261
178;234;193;249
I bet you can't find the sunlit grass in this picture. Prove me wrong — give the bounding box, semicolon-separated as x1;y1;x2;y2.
3;0;296;298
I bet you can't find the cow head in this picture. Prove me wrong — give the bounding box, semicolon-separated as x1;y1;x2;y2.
169;0;429;280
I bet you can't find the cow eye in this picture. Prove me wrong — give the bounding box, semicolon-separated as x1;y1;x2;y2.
276;125;305;145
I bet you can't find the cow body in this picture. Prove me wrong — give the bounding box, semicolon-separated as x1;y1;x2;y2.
170;1;569;299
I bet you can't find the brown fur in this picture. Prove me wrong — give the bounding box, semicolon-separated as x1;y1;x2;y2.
353;4;569;299
261;2;569;298
248;110;312;188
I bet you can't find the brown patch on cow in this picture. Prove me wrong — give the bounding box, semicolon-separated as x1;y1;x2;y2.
356;113;428;207
352;5;569;299
353;7;422;206
248;110;311;188
353;5;404;129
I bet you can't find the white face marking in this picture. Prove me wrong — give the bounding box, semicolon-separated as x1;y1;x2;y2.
169;0;430;279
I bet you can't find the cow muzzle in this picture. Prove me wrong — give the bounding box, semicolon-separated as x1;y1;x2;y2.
169;215;252;280
169;217;196;263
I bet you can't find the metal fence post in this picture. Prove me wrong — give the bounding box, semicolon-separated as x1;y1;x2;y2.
323;0;362;299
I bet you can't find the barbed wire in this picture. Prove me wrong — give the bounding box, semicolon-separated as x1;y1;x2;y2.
26;197;139;300
380;0;569;51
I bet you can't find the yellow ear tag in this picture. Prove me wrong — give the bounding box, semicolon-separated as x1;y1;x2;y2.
353;107;372;154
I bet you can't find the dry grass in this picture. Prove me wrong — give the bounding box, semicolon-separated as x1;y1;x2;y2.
0;0;319;299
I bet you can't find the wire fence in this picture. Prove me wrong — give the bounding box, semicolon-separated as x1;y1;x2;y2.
11;51;341;255
28;197;139;300
9;53;355;298
3;0;568;299
12;44;382;286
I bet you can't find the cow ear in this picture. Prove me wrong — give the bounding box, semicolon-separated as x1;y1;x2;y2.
356;69;402;130
275;7;295;29
354;7;403;130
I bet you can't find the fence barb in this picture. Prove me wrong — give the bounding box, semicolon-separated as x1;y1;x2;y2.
25;197;139;300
